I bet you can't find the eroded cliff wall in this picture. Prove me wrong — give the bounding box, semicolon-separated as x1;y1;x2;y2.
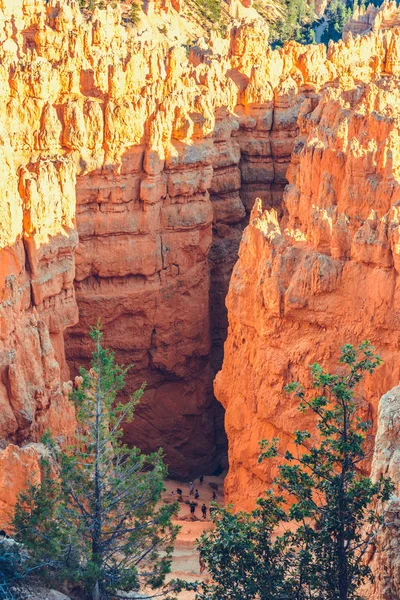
216;29;400;509
2;0;400;537
0;0;331;496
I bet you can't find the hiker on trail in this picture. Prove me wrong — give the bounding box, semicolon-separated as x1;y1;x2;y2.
201;503;207;519
189;481;194;495
199;474;204;484
195;489;200;499
176;487;183;495
190;501;196;515
211;491;217;501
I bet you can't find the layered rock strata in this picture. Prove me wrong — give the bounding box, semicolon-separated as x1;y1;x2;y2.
2;0;400;522
0;121;77;523
0;148;77;450
0;0;320;487
217;39;400;509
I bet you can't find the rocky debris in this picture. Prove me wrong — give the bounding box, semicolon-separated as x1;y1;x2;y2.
26;589;71;600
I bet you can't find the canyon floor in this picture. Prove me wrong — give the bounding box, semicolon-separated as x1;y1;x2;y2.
163;474;225;599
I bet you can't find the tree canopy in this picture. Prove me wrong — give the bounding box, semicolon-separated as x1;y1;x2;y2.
13;326;180;600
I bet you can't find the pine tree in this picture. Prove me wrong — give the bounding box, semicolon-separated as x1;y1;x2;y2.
196;492;296;600
13;460;80;582
268;0;317;48
197;342;394;600
263;341;394;599
13;326;180;600
0;537;26;600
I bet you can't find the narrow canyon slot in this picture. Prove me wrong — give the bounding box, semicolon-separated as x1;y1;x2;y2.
0;1;399;599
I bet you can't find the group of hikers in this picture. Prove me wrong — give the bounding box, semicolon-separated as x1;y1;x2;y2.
172;475;218;520
169;476;220;576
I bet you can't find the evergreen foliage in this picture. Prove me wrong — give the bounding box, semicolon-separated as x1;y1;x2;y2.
194;0;222;22
75;0;358;45
13;326;180;600
196;493;296;600
128;2;141;25
197;342;394;600
78;0;142;25
321;0;352;43
0;538;26;600
268;0;316;46
13;462;81;585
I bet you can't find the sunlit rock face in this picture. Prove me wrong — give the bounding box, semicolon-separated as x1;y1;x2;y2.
0;0;322;483
0;139;77;527
0;147;78;455
344;0;400;37
1;2;400;558
0;0;270;484
217;50;400;511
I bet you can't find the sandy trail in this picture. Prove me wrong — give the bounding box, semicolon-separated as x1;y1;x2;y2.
162;475;225;599
120;474;225;599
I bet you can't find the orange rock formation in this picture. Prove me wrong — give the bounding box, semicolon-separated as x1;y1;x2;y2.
344;0;400;37
216;33;400;510
0;444;48;528
0;0;323;488
0;0;296;508
366;386;400;600
1;7;400;576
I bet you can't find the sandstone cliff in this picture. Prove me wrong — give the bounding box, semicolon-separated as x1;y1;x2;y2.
216;31;400;509
1;0;400;543
0;0;315;518
366;386;400;600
